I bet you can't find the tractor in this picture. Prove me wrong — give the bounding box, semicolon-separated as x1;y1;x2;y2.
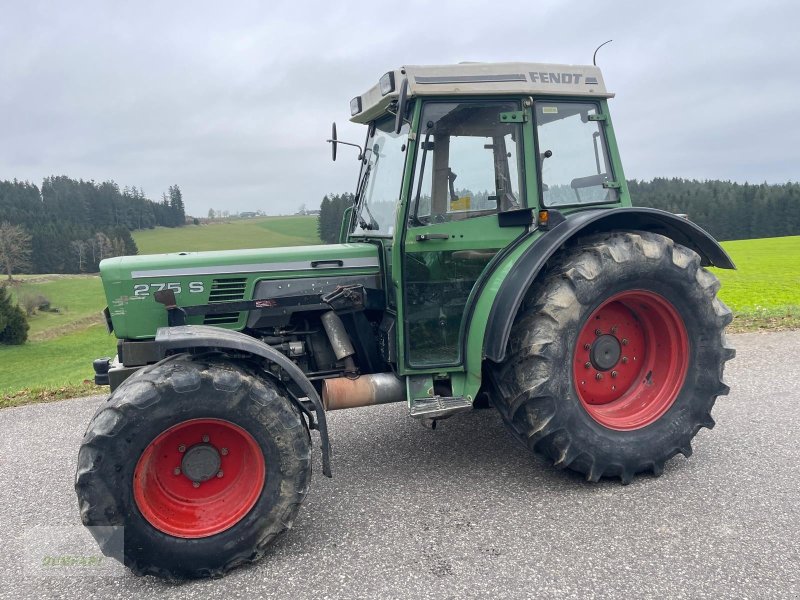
76;61;736;579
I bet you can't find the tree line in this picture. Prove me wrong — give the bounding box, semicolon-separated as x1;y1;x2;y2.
317;193;354;243
628;178;800;241
317;179;800;243
0;177;186;274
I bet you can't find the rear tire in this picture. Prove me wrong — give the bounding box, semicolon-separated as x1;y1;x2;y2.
490;231;735;483
75;355;311;579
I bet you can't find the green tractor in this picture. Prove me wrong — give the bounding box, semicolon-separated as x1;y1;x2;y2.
76;61;735;579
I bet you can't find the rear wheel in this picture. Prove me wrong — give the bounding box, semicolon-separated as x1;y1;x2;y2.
75;356;311;579
490;231;735;483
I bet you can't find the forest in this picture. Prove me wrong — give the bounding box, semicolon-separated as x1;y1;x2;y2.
627;178;800;241
0;176;185;274
316;179;800;244
1;177;798;276
318;193;355;243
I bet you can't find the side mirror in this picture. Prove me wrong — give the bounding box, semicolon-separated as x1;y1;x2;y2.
328;122;338;161
394;78;408;134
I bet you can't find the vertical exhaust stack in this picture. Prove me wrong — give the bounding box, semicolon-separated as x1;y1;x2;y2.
321;311;357;373
321;373;405;410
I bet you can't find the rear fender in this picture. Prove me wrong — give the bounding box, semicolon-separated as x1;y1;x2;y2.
457;207;735;400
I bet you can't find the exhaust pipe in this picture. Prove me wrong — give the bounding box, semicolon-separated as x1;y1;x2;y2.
322;373;405;411
320;311;357;373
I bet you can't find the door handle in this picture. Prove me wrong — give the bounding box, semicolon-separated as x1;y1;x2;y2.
415;233;450;241
311;259;344;268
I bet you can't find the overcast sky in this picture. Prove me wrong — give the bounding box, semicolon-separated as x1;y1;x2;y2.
1;0;797;216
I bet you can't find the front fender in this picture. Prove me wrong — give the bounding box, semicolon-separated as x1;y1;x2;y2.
155;325;332;477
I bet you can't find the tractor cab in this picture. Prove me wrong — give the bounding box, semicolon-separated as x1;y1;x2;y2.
335;63;624;371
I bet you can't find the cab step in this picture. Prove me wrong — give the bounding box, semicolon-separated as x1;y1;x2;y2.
409;396;472;419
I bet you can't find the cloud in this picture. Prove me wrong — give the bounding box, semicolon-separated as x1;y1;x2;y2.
1;0;798;215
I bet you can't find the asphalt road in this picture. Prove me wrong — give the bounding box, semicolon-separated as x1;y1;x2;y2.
1;330;798;599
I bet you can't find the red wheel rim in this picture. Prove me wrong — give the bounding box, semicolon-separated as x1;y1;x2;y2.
133;418;266;538
573;290;689;431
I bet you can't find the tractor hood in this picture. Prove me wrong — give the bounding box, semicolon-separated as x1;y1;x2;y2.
100;243;381;339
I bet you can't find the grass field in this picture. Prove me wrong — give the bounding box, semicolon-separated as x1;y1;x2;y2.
1;225;797;408
711;236;800;329
0;275;115;405
133;216;321;254
7;274;106;337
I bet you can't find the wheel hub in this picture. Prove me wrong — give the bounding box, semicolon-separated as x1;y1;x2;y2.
133;418;266;538
572;290;689;431
590;334;621;371
181;444;221;483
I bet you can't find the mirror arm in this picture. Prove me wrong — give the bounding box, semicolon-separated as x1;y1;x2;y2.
326;139;364;160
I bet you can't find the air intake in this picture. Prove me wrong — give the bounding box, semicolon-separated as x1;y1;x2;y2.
204;277;247;325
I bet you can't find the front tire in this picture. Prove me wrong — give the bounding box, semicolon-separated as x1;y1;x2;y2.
490;231;735;483
75;356;312;579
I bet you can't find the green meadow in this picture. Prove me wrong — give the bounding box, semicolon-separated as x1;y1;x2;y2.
133;215;320;254
1;222;797;408
711;235;800;329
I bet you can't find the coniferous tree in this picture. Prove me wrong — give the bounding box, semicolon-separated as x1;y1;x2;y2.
317;193;354;243
0;283;28;345
0;176;191;273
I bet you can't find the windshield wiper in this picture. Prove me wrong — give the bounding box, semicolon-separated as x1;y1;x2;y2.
409;132;432;226
354;163;378;230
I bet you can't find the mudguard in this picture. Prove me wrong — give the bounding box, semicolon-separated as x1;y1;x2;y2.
155;325;332;477
483;207;735;363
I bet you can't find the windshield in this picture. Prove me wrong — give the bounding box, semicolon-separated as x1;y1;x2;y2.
351;117;409;236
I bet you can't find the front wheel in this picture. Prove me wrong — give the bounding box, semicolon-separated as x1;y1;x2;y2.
75;356;312;579
490;231;735;483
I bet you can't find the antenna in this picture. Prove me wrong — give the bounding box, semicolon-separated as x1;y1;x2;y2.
593;39;613;66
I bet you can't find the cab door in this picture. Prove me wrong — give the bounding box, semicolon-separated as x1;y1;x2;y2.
398;99;531;370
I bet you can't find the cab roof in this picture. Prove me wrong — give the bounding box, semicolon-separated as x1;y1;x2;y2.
349;61;613;124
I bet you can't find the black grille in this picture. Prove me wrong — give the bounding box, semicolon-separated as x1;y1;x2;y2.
204;278;247;325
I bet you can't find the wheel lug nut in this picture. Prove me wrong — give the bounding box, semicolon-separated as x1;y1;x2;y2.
178;445;186;453
584;362;591;369
594;329;602;336
192;481;200;488
622;339;629;346
595;373;603;381
221;448;229;456
217;470;224;478
584;343;591;351
202;435;209;443
611;370;618;378
173;467;181;476
611;326;618;334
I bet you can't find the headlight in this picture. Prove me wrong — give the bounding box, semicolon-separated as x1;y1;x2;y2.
350;96;362;116
379;71;395;95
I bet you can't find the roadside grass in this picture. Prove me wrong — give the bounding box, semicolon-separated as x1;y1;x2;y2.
0;232;797;409
712;236;800;331
133;216;320;254
0;323;115;407
1;275;112;407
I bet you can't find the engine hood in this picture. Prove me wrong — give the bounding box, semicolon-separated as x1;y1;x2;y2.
100;243;381;339
100;243;380;280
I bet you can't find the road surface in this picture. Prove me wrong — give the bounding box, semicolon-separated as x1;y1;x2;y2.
0;330;798;599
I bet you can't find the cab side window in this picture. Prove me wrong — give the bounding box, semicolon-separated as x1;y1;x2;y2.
535;101;617;206
410;101;525;225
